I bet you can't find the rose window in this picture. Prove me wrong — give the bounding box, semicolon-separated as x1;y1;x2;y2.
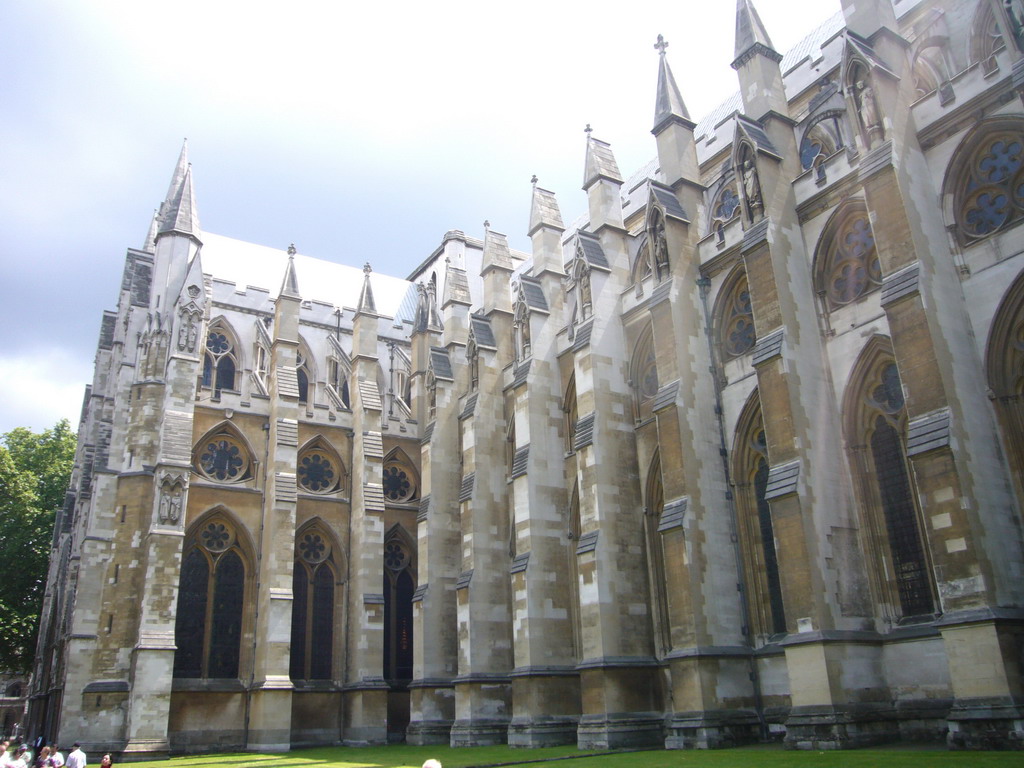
299;532;329;564
383;464;413;502
956;130;1024;240
298;451;336;493
384;541;409;571
199;436;249;482
206;332;230;355
200;521;232;552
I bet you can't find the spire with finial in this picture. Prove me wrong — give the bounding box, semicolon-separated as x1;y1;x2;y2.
280;244;300;298
157;140;201;242
357;262;376;315
528;179;564;237
143;208;159;251
653;34;692;134
733;0;781;70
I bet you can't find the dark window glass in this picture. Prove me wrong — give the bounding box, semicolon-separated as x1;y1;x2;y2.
311;566;334;680
173;549;209;678
290;564;308;681
215;357;235;391
208;550;243;678
755;458;787;635
298;368;309;403
202;355;213;388
871;416;934;617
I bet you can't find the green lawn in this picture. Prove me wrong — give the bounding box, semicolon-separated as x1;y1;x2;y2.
122;744;1022;768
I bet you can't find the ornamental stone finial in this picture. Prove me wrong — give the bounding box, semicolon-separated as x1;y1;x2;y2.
655;34;669;54
531;174;538;185
584;123;593;134
287;243;296;256
363;262;372;274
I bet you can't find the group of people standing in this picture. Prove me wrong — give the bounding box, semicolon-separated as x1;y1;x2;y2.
0;742;108;768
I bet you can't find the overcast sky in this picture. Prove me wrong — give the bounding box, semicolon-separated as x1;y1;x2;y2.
0;0;843;435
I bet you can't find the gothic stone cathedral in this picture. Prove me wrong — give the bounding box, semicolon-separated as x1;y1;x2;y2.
29;0;1024;756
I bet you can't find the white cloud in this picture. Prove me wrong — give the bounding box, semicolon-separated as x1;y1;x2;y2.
0;350;91;435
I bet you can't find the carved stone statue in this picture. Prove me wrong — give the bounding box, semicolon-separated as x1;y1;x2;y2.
742;158;763;222
855;79;881;146
158;480;184;525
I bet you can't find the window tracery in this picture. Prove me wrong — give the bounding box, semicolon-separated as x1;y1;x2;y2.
382;450;418;504
799;119;840;171
631;233;654;286
195;427;254;484
845;343;936;621
291;522;339;681
202;322;238;393
296;348;312;404
297;441;344;495
816;209;881;310
716;269;757;361
631;325;659;422
382;527;415;682
954;126;1024;242
564;375;578;454
173;512;249;679
328;357;350;409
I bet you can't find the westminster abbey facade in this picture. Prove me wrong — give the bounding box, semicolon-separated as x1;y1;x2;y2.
28;0;1024;755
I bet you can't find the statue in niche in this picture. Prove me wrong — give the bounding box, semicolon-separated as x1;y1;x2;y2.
177;312;199;353
159;481;184;525
578;267;592;318
854;79;882;147
520;315;531;358
742;157;763;223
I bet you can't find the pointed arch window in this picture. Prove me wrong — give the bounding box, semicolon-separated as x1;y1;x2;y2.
952;121;1024;243
716;268;757;361
799;117;841;171
969;1;1007;75
631;233;654;287
296;348;312;404
202;322;239;393
631;325;659;422
173;513;249;679
297;440;345;495
382;450;419;504
709;172;741;240
383;528;415;683
194;425;255;484
643;453;670;657
846;347;936;620
986;272;1024;506
290;524;339;681
563;375;578;454
733;394;786;639
815;206;881;310
566;483;582;661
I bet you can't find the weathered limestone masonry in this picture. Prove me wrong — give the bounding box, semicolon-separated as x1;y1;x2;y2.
508;191;577;748
343;269;388;745
31;0;1024;756
408;276;458;746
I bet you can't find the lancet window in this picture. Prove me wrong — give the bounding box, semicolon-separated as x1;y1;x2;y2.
296;348;312;404
383;527;415;683
733;393;786;639
290;523;339;681
631;325;659;422
986;272;1024;505
202;322;238;393
173;512;249;679
328;356;350;409
846;344;935;620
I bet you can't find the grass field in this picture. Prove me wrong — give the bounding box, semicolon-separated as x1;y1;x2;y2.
120;744;1023;768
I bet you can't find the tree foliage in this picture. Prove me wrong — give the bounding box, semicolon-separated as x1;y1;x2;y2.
0;420;76;673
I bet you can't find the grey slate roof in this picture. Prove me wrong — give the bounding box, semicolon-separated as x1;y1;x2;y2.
470;314;497;350
737;115;781;157
576;231;610;269
519;277;549;312
650;182;688;222
430;346;454;381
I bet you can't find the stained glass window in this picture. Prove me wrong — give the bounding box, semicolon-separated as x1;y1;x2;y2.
956;128;1024;241
197;433;251;483
382;457;417;503
383;536;415;683
297;446;341;494
719;272;757;360
291;527;336;682
202;325;238;392
172;517;246;679
754;457;787;635
819;212;882;310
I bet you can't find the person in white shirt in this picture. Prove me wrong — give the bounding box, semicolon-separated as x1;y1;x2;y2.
48;747;62;768
63;746;84;768
7;746;29;768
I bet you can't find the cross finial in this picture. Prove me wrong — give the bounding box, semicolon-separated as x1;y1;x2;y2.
654;34;669;55
363;262;372;274
287;243;296;257
484;219;490;229
531;174;538;186
584;123;592;134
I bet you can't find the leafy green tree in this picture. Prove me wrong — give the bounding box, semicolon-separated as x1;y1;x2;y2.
0;420;77;672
